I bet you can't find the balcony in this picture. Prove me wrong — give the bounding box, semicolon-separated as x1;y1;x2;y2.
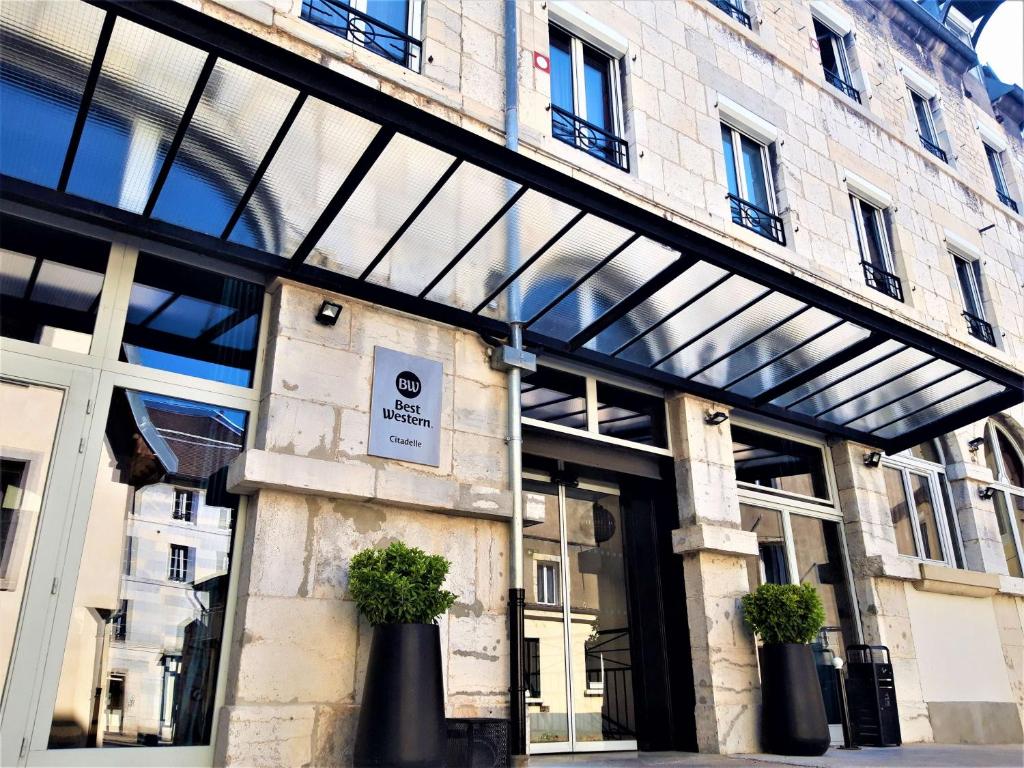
301;0;421;71
551;105;629;172
728;194;786;246
708;0;752;29
862;261;904;302
824;68;861;104
919;134;948;163
997;190;1019;214
963;311;996;346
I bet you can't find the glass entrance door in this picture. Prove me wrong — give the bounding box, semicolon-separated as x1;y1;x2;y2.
524;473;636;754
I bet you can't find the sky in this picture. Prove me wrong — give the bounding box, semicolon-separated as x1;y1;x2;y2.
976;1;1024;87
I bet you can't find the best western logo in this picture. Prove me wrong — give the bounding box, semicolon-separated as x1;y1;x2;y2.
383;370;431;427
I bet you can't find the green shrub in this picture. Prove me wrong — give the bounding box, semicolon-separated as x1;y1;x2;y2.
740;583;825;645
349;541;457;625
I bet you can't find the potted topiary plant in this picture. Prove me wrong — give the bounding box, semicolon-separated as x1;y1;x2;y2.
350;541;457;768
741;582;830;756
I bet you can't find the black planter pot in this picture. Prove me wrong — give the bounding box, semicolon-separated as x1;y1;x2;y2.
354;623;446;768
759;642;830;756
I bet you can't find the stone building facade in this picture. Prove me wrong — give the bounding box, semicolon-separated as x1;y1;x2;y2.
0;0;1022;766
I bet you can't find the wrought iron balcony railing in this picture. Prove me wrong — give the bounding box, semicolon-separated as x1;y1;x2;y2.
708;0;752;29
861;261;904;302
997;190;1019;214
824;68;861;104
963;311;996;346
919;134;948;163
727;194;786;246
301;0;421;71
551;104;629;171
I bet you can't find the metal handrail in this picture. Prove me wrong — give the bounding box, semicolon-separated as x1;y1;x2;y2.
963;311;995;346
301;0;421;70
919;133;948;163
824;68;862;104
727;193;786;246
997;190;1019;214
861;260;904;302
708;0;752;29
550;104;629;171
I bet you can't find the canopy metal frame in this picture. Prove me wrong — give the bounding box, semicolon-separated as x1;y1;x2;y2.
1;0;1020;454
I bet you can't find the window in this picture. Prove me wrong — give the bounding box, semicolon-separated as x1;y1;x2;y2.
1;458;27;581
909;89;947;163
300;0;421;70
850;196;902;301
721;123;785;245
951;253;995;345
708;0;752;29
740;505;790;594
110;599;128;642
168;544;192;583
122;536;133;576
984;144;1018;213
732;425;830;502
549;24;628;171
881;441;964;567
173;489;195;522
944;8;975;47
984;423;1024;578
536;561;559;606
813;18;860;103
525;637;541;698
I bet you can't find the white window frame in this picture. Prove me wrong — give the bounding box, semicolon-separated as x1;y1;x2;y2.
985;422;1024;575
951;251;987;321
849;194;895;274
984;143;1011;198
548;21;626;144
168;543;192;583
299;0;423;72
173;488;195;523
944;6;975;48
720;121;780;217
811;14;854;89
535;560;560;606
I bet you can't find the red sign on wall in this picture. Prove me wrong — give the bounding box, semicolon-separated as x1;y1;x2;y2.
533;51;550;73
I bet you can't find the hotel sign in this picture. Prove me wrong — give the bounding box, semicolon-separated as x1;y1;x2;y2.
368;346;443;467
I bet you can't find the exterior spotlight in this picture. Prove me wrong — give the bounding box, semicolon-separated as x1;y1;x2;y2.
968;437;985;454
704;410;729;425
863;451;883;467
979;486;996;500
315;300;342;326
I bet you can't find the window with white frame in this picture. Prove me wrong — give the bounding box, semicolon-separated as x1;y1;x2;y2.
881;440;965;567
300;0;422;71
122;536;133;576
951;251;995;345
110;599;128;642
943;6;975;48
813;17;860;103
983;422;1024;578
168;544;193;583
850;196;902;301
536;561;560;606
548;23;628;171
173;489;195;522
721;122;785;245
984;143;1019;213
909;88;948;163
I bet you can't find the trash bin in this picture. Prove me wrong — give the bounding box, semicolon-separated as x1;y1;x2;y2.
446;718;509;768
845;644;901;747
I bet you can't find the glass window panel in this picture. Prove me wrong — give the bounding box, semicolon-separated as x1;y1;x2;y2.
740;504;789;594
582;45;610;131
844;369;984;433
985;145;1009;195
420;188;581;314
230;97;381;257
151;59;298;243
908;473;944;561
309;134;454;278
858;200;889;270
363;0;411;63
548;26;573;113
739;134;770;210
0;215;109;353
364;163;519;297
121;254;263;387
66;18;208;212
953;255;984;317
732;426;829;500
814;18;842;78
883;466;917;557
911;91;935;142
907;440;942;465
938;478;965;569
525;237;677;339
873;380;1005;440
996;430;1024;488
48;388;245;749
521;367;587;431
0;0;106;186
594;382;667;447
1;381;64;700
771;339;905;408
993;491;1022;578
721;125;739;197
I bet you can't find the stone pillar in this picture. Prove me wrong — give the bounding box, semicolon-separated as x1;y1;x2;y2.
667;394;761;754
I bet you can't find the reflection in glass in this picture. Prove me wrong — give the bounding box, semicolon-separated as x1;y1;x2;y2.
908;473;944;562
0;215;108;353
121;254;263;387
732;426;829;500
521;368;587;431
595;382;666;447
883;466;917;557
49;389;245;748
740;504;789;594
1;381;64;699
993;491;1023;578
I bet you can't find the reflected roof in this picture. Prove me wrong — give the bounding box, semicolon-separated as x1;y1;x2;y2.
1;0;1021;453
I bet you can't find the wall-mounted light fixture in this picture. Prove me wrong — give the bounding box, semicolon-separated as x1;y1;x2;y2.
967;437;985;454
863;451;883;467
704;410;729;426
315;300;342;326
979;486;996;500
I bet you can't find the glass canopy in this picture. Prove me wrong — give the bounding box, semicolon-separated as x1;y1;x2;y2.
1;0;1020;452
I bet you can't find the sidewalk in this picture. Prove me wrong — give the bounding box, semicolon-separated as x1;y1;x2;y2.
528;744;1024;768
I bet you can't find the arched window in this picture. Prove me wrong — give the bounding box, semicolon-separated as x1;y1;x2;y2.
984;422;1024;577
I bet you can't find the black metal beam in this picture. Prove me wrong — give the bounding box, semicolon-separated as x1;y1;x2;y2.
290;127;396;266
58;11;116;192
139;291;181;327
813;357;937;419
142;53;218;218
358;157;462;281
838;367;963;428
720;318;845;391
686;305;813;381
419;184;527;298
222;91;307;240
867;379;988;436
783;342;907;410
750;333;886;407
195;307;256;345
884;387;1018;455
